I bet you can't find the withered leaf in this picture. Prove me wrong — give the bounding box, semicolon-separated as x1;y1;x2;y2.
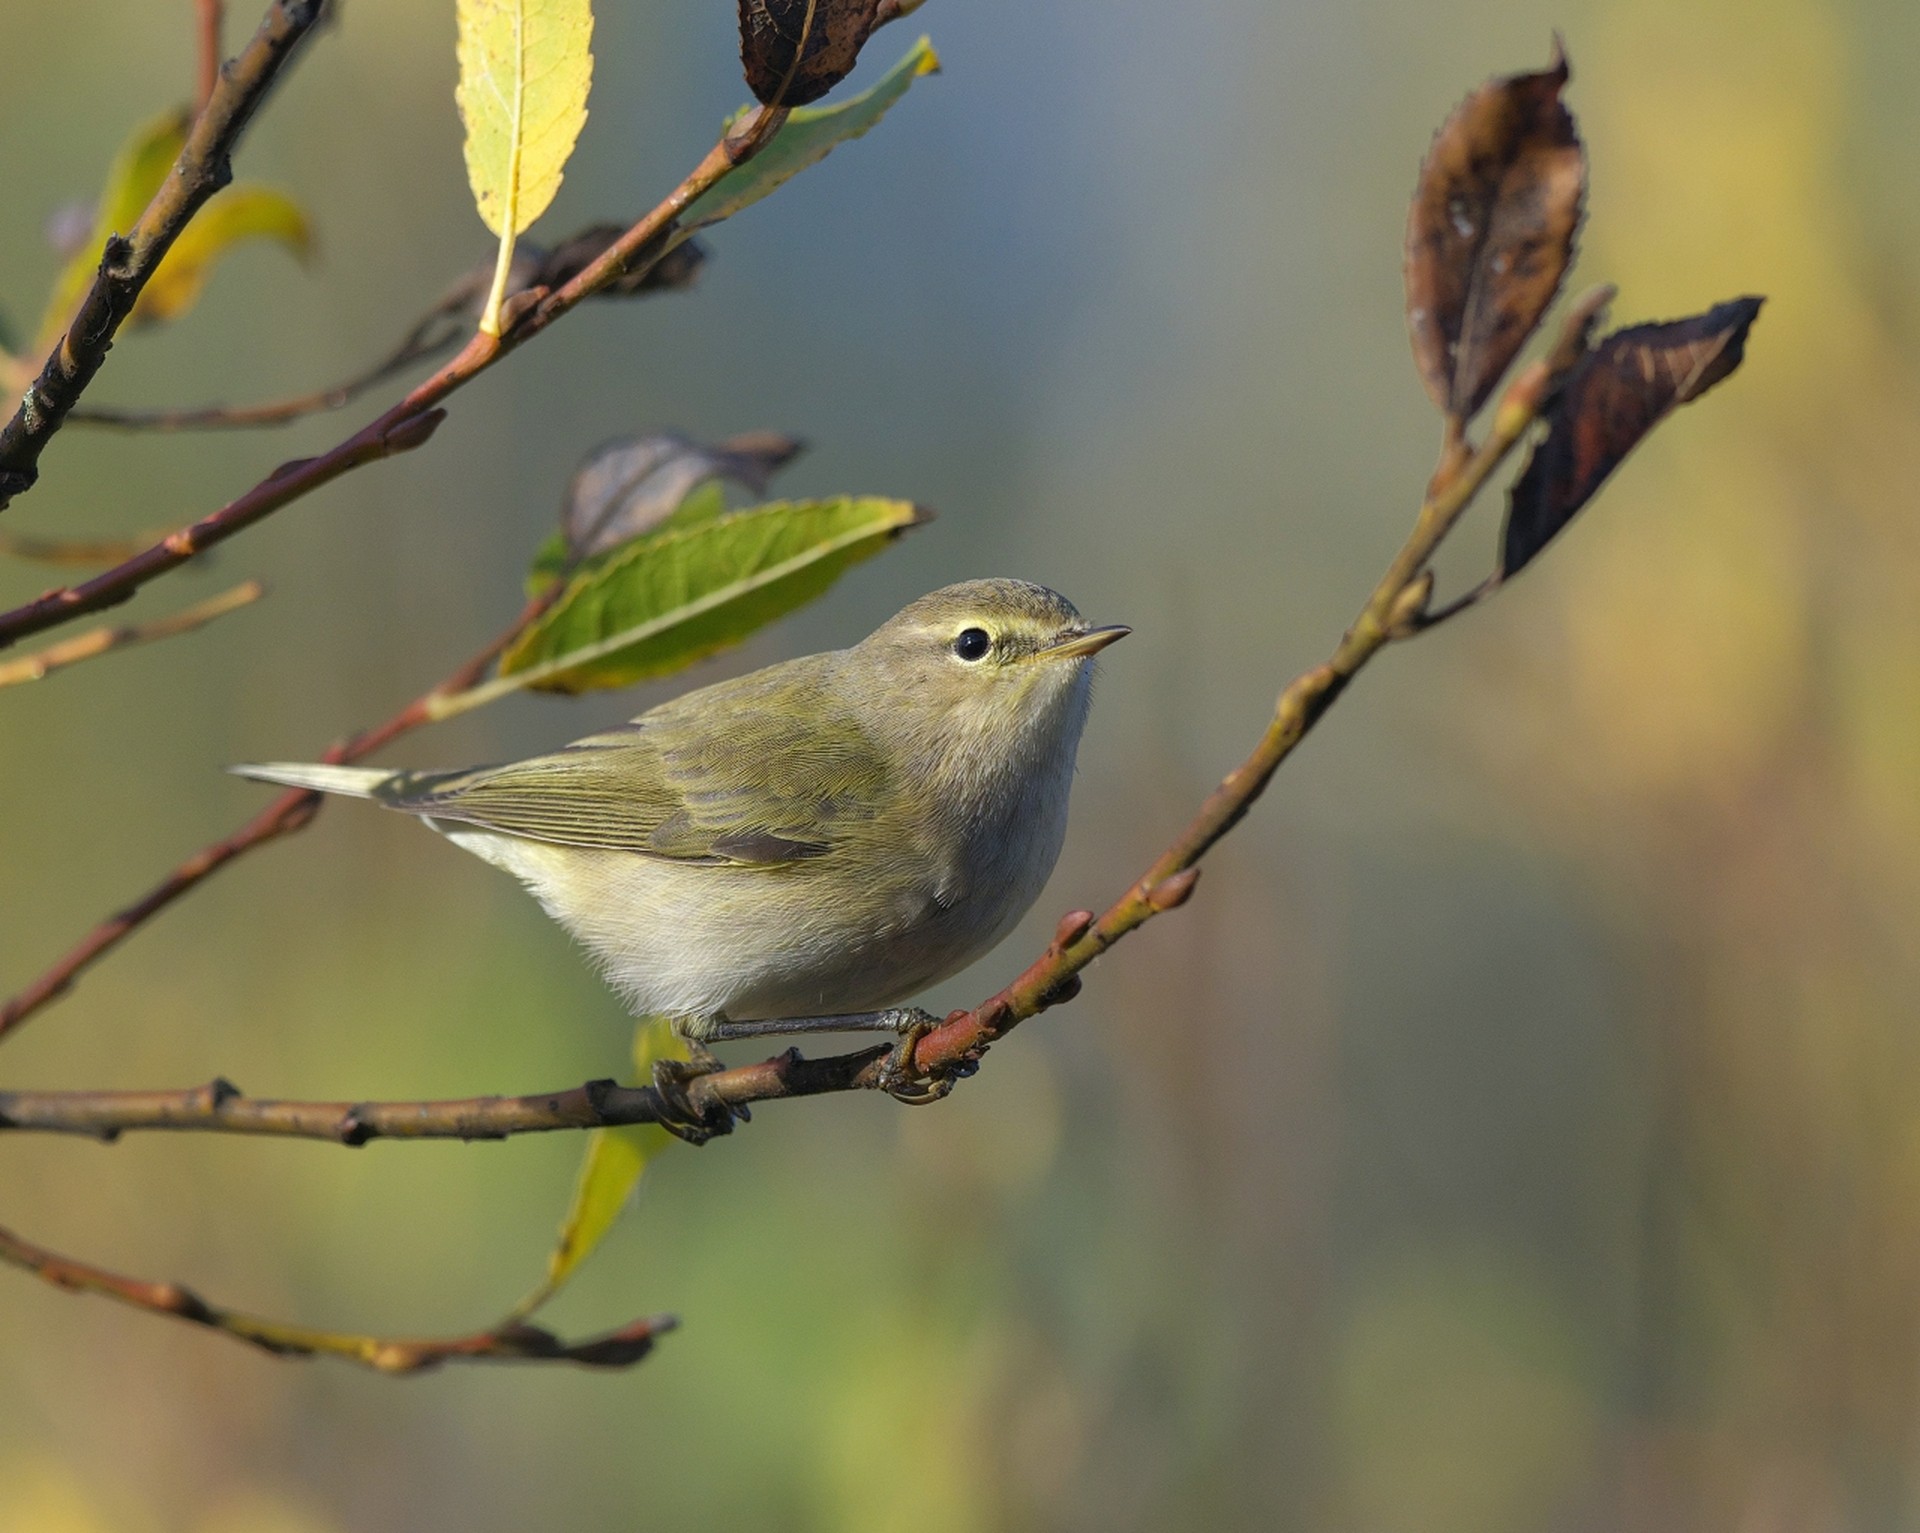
1500;296;1764;576
1406;49;1586;422
530;225;709;295
739;0;883;107
562;430;806;561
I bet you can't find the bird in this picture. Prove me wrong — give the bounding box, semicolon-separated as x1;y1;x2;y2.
234;579;1127;1063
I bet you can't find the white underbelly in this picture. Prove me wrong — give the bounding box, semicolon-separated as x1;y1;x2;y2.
431;743;1076;1025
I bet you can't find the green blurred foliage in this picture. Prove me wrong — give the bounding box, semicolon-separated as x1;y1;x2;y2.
4;0;1920;1530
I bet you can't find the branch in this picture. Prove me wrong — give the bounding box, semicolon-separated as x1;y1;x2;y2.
0;310;1583;1140
0;1220;673;1372
0;0;328;512
0;107;785;653
0;579;261;689
0;584;561;1041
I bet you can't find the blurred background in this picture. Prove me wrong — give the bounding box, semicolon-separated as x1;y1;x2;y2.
3;0;1919;1528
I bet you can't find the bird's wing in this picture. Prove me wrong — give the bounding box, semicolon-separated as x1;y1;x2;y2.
380;661;890;866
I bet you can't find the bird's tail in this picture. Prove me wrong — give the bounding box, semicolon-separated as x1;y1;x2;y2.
229;761;395;799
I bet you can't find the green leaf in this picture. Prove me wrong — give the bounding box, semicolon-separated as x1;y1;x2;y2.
130;185;313;326
507;1018;685;1321
683;36;940;232
470;495;928;702
456;0;595;334
34;107;190;350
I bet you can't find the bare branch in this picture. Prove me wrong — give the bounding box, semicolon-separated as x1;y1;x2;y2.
0;580;261;689
0;1220;673;1372
0;0;329;511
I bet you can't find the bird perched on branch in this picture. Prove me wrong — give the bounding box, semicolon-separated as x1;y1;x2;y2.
235;579;1126;1099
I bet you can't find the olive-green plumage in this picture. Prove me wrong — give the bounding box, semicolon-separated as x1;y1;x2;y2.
234;580;1126;1042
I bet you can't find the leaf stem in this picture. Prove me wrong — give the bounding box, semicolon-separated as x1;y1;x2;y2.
479;228;517;338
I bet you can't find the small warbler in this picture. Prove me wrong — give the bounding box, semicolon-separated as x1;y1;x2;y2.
235;579;1126;1057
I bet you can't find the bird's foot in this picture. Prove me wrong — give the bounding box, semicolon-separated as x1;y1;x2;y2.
650;1034;740;1146
873;1009;976;1106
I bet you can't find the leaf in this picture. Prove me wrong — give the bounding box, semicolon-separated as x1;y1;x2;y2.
490;495;929;699
685;37;940;232
739;0;884;107
456;0;595;334
508;1018;686;1321
130;186;313;326
1405;47;1585;423
34;107;190;351
1500;297;1764;577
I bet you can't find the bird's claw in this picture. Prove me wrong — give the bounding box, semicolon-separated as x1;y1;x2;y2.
875;1011;973;1106
649;1056;738;1146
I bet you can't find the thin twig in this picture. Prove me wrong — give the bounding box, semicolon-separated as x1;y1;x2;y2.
0;107;786;652
0;319;1579;1140
0;1220;673;1372
196;0;225;112
66;335;434;433
0;580;261;689
0;0;328;511
64;231;709;434
0;585;560;1040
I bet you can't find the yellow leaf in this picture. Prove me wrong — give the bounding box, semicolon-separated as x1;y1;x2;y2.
507;1016;684;1320
34;107;189;352
131;186;314;326
455;0;594;334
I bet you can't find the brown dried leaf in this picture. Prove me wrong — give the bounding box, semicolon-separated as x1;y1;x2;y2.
1500;297;1764;576
531;226;709;295
1406;48;1585;422
562;430;806;560
739;0;883;107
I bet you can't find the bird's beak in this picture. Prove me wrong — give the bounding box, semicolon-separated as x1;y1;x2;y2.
1039;624;1131;661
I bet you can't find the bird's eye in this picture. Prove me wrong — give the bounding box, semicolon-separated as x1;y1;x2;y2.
952;627;992;662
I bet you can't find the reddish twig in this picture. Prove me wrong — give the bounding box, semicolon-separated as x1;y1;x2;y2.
0;585;558;1041
0;0;328;511
0;108;786;652
196;0;225;112
0;1220;673;1372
